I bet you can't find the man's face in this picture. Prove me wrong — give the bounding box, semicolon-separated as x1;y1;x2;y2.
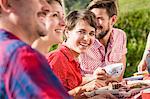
91;8;112;39
12;0;51;42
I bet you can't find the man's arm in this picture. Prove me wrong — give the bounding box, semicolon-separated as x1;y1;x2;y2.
118;30;127;81
119;54;126;81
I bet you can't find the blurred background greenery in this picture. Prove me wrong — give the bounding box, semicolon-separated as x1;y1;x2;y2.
63;0;150;77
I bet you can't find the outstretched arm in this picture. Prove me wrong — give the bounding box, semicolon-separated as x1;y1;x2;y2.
138;33;150;72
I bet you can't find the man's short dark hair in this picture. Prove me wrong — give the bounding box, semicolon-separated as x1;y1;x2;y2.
87;0;118;17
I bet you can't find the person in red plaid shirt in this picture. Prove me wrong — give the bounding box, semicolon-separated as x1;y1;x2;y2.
0;0;71;98
79;0;127;81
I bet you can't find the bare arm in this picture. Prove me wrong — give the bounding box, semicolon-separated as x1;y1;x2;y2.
118;54;126;81
138;33;150;72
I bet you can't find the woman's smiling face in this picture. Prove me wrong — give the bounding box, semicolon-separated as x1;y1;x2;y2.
66;19;96;54
44;1;65;43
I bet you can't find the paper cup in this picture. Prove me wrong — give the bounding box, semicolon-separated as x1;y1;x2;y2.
103;63;123;77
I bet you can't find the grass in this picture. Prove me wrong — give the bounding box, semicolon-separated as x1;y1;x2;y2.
65;0;150;14
118;0;150;13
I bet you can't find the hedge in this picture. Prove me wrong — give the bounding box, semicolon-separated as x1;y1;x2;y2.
115;9;150;77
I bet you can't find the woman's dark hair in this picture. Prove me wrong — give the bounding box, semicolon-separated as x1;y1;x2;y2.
65;10;97;31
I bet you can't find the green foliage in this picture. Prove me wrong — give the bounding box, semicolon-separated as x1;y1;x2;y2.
118;0;150;14
49;44;58;52
64;0;90;14
115;9;150;77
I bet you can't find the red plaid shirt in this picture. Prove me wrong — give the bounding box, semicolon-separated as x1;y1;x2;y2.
0;29;71;99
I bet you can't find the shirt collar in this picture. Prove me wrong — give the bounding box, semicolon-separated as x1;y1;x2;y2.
93;28;115;49
60;45;75;61
93;39;103;49
0;29;20;40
